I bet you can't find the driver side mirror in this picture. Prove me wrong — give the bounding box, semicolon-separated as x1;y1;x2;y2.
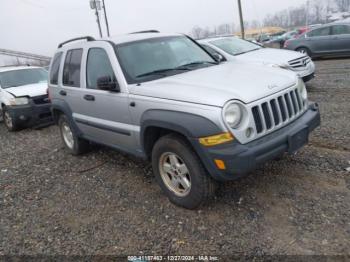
212;53;225;63
97;75;120;92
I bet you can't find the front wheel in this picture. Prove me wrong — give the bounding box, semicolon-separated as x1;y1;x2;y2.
152;134;216;209
2;107;19;132
58;114;90;155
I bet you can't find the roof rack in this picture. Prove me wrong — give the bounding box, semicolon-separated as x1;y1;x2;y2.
130;30;160;34
58;36;95;48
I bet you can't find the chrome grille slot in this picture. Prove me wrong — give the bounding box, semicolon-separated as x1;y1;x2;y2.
288;56;311;69
251;88;306;135
270;99;280;125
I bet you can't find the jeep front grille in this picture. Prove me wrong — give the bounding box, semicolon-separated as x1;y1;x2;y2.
251;88;305;134
288;56;311;69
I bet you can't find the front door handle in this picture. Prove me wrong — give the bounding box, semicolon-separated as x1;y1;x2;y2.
59;90;67;96
84;94;95;101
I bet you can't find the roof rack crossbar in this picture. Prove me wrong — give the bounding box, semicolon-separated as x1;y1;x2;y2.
130;30;160;34
58;36;96;48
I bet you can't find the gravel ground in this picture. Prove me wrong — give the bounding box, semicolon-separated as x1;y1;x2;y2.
1;58;350;257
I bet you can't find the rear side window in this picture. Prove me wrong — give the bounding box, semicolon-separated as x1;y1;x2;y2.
49;52;62;85
332;25;350;35
86;48;117;89
63;49;83;87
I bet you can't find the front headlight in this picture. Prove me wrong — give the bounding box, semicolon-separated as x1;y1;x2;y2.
297;78;307;102
224;102;242;129
9;97;29;106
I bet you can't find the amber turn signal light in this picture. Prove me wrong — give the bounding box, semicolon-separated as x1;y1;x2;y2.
199;132;234;147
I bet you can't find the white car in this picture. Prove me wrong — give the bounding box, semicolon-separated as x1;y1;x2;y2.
199;36;316;82
0;66;51;131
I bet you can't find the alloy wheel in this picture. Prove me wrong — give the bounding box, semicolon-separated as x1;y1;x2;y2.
159;152;192;197
61;122;74;149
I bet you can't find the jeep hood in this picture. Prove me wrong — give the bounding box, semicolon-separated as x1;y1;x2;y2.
235;48;306;66
129;62;297;107
4;82;48;98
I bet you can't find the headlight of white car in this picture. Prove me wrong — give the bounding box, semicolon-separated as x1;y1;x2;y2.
224;102;242;129
297;78;308;103
9;97;29;106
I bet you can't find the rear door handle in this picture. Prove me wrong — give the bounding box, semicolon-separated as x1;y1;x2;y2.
84;94;95;101
59;90;67;96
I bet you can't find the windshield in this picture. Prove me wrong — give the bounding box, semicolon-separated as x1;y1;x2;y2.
0;68;48;89
115;36;216;84
210;37;261;56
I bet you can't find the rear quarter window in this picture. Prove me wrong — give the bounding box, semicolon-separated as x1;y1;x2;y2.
49;52;62;85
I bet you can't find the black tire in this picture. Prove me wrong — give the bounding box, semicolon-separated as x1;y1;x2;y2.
58;114;90;155
152;134;216;209
296;47;312;57
2;107;20;132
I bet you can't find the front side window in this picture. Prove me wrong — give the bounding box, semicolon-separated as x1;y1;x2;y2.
308;27;331;37
115;36;216;84
210;37;261;56
332;25;350;35
63;49;83;87
0;68;47;89
86;48;117;89
50;52;62;85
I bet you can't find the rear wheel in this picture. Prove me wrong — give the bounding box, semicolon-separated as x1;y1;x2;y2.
297;47;312;57
152;134;216;209
58;114;89;155
2;107;19;132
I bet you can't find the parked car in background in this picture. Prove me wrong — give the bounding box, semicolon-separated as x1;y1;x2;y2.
49;33;320;209
199;36;316;82
284;22;350;58
0;66;51;131
266;30;299;48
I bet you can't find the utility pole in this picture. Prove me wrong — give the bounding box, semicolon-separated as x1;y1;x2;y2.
90;0;103;38
237;0;245;39
102;0;110;37
306;0;310;26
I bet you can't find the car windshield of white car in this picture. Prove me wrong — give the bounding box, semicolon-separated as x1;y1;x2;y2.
115;36;217;84
0;68;48;89
210;37;261;56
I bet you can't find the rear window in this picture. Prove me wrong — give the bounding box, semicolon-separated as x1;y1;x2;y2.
332;25;350;35
63;49;83;87
49;52;62;85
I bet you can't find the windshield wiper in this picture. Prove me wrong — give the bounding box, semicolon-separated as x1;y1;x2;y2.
136;68;190;78
175;61;218;69
235;48;260;56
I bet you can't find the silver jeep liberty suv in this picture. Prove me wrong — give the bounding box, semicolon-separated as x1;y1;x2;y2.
48;32;320;209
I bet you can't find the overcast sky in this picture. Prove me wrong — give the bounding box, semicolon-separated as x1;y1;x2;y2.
0;0;307;56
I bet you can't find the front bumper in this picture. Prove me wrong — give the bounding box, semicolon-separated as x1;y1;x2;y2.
294;62;316;82
193;103;320;181
7;102;53;128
